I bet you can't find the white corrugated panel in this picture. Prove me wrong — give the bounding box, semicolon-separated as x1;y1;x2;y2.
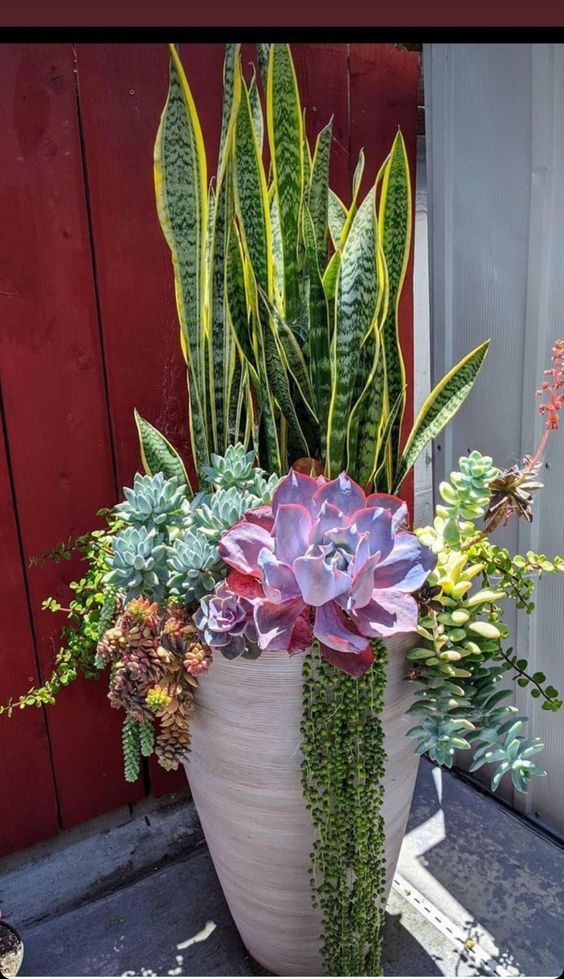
425;43;564;834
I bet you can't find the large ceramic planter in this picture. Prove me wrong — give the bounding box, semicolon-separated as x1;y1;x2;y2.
185;636;419;977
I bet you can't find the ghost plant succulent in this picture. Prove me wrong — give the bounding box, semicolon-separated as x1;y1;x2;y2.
203;469;435;675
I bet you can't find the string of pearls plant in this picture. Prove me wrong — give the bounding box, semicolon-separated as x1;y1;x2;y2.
300;640;388;977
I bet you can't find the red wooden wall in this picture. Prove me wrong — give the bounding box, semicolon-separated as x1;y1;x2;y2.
0;43;420;856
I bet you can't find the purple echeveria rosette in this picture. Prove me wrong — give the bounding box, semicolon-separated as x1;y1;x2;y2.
193;582;258;660
200;470;436;675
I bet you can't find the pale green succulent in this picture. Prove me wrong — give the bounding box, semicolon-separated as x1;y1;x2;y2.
191;487;255;543
424;450;500;550
468;715;546;793
114;472;186;532
167;529;222;603
202;444;265;490
105;526;168;600
410;451;551;796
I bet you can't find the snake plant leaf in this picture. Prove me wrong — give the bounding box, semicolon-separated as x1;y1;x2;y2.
326;188;379;476
255;288;310;455
350;226;390;487
303;112;312;187
352;147;366;201
226;222;258;386
270;192;284;305
134;410;192;495
328;189;347;249
248;69;264;152
346;327;382;484
371;389;406;490
323;151;365;304
393;339;490;492
234;77;272;297
303;205;330;446
322;248;341;303
218;44;241;173
264;322;310;458
207;50;241;454
267;43;304;324
257;43;270;93
308;119;332;269
154;45;207;387
379;131;411;474
207;177;233;453
258;286;318;421
154;45;209;474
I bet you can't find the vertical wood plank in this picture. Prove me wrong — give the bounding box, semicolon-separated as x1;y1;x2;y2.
75;43;226;797
0;414;59;856
349;44;420;510
0;43;143;832
293;43;351;203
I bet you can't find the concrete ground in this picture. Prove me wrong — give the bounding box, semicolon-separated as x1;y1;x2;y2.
0;760;562;978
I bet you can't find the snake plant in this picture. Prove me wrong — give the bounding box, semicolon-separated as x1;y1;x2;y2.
137;43;488;494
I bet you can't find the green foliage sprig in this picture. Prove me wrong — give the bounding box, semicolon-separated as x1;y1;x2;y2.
300;641;388;976
410;451;563;793
0;525;116;717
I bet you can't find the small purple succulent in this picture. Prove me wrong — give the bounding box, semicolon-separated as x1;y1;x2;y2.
193;581;258;659
209;470;435;675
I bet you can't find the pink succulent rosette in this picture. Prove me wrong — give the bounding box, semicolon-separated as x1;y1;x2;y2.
205;470;435;676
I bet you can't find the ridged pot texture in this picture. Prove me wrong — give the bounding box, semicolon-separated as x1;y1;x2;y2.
185;636;419;977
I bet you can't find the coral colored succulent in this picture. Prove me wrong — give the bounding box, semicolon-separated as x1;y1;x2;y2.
210;470;435;675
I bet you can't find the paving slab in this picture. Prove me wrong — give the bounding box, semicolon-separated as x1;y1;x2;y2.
2;760;562;978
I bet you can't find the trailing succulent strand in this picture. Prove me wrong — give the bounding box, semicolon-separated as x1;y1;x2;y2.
300;640;388;977
409;451;563;793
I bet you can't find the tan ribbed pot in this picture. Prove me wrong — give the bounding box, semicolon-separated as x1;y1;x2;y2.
185;636;419;977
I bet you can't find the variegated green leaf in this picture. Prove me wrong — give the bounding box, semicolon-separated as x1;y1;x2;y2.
322;249;341;303
207;176;234;453
303;205;330;450
248;69;264;152
267;43;304;323
379;131;411;474
394;340;490;492
270;192;284;305
233;79;272;296
323;154;365;305
372;389;405;490
154;46;207;385
303;111;312;187
226;222;257;385
352;148;365;200
326;189;379;476
328;189;347;249
187;359;210;474
263;321;310;457
258;286;318;421
134;410;192;494
257;43;270;93
218;44;241;173
308;119;332;269
347;231;389;486
346;326;383;485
